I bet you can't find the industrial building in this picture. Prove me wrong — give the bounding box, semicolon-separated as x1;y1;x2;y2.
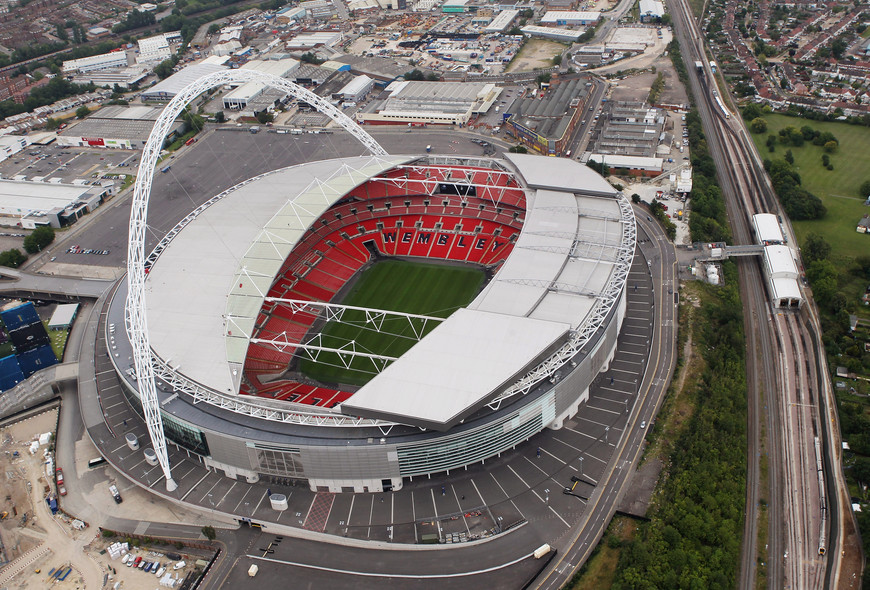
591;102;666;158
504;77;592;156
337;75;374;103
638;0;665;21
55;105;184;149
71;67;149;90
356;81;501;126
0;135;29;164
520;25;582;43
222;59;300;110
140;62;229;102
587;154;664;176
442;0;469;12
62;51;129;75
540;11;601;25
484;9;519;33
285;31;343;50
137;33;173;65
298;0;336;18
0;179;110;229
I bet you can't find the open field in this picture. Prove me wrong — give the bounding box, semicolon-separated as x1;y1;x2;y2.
506;38;565;73
749;114;870;255
299;259;485;385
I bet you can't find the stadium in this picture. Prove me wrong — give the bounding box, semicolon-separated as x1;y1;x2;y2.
104;72;636;495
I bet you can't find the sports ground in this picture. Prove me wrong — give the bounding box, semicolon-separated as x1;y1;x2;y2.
299;259;486;385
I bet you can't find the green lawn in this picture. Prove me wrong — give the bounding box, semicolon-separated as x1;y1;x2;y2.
43;320;69;361
749;114;870;256
299;260;485;386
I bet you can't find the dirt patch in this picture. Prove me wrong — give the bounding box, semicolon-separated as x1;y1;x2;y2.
507;39;565;73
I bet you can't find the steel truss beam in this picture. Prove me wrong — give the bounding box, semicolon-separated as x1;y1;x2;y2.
126;69;387;490
265;298;443;339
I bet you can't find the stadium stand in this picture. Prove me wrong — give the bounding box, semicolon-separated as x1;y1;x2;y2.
241;168;527;404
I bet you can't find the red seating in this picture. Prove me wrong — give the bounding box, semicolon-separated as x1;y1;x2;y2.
244;165;529;401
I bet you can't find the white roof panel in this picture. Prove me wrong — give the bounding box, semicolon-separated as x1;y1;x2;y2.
505;152;617;196
341;309;570;429
770;277;802;300
753;213;783;244
146;155;410;395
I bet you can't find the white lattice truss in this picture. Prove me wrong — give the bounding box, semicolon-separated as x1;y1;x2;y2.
368;164;524;208
251;299;445;374
126;69;388;490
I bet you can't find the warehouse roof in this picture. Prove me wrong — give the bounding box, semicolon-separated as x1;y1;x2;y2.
141;62;229;100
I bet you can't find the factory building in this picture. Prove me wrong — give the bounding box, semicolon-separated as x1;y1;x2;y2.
520;25;582;43
137;33;173;65
141;62;229;102
0;179;110;229
62;51;129;75
484;9;519;33
55;105;184;150
356;81;501;126
222;59;300;110
504;77;591;156
540;11;601;25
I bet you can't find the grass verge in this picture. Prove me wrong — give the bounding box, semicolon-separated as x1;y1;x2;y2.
566;517;639;589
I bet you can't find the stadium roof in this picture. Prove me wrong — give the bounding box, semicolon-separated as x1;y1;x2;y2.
146;155;411;396
344;154;630;430
146;153;632;430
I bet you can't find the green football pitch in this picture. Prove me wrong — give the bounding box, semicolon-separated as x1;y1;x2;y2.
299;259;485;386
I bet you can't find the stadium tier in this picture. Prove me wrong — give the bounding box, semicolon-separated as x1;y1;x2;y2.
106;153;636;493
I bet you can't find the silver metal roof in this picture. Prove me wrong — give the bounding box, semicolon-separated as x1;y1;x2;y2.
144;154;632;431
145;155;410;396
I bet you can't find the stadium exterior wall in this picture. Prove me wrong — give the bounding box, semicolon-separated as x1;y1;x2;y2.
106;287;625;493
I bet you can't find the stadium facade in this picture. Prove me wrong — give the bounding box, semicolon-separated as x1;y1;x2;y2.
105;152;635;494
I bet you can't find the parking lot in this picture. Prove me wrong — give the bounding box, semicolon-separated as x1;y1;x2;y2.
32;127;506;275
0;144;135;187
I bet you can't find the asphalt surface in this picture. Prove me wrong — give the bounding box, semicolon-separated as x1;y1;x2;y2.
41;127;507;270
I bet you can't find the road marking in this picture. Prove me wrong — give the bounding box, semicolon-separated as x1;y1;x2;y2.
488;472;524;518
585;403;620;415
346;494;356;529
548;505;571;527
180;471;211;501
248;551;535;579
367;495;374;538
217;481;237;508
232;483;254;513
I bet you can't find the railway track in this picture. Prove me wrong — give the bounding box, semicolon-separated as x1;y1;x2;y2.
666;0;841;586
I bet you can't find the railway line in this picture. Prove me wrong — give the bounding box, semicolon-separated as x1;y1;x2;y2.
665;0;844;587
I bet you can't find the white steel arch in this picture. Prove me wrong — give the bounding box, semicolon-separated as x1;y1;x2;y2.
126;69;387;492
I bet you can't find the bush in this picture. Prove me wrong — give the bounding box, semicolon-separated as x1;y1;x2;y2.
101;529;116;537
75;105;90;119
201;526;216;540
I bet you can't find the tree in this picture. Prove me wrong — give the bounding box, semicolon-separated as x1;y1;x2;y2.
824;140;838;153
201;526;216;541
859;180;870;199
75;105;90;119
404;69;425;81
785;149;794;165
23;226;55;254
0;249;25;268
214;111;225;123
750;117;767;134
822;153;830;167
803;233;831;263
631;193;641;204
45;117;61;130
508;145;528;153
153;59;175;80
255;110;273;124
